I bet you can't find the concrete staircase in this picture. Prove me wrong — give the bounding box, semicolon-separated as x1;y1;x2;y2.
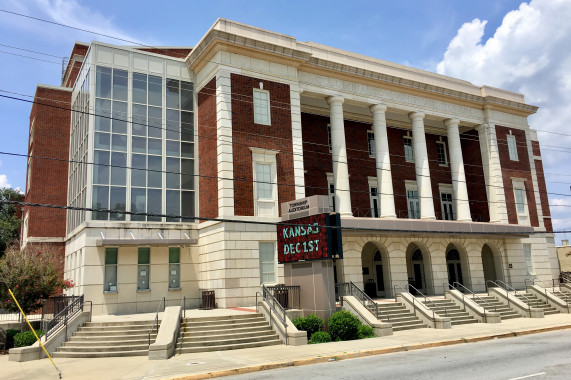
176;313;282;353
52;320;157;358
421;299;478;325
552;289;571;303
469;294;520;320
515;292;559;315
376;302;427;331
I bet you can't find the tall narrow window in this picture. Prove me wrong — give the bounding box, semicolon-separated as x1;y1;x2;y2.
259;242;276;283
512;178;529;225
507;134;519;161
327;175;335;212
368;131;375;157
169;247;180;289
523;244;535;275
406;182;420;219
104;248;118;292
370;186;379;218
253;89;270;125
138;248;150;291
327;124;332;152
437;141;448;166
252;148;278;217
441;193;454;220
404;136;414;162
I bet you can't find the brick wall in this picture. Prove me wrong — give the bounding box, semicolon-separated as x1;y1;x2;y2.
24;86;71;238
533;145;552;232
496;125;539;226
230;74;295;216
197;77;218;221
387;127;417;217
461;129;489;222
302;113;332;199
346;120;376;216
426;133;452;218
62;43;89;88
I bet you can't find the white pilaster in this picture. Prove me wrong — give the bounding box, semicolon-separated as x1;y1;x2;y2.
409;112;435;219
216;70;235;217
370;104;396;218
290;84;306;199
444;119;471;222
327;96;352;217
476;122;508;223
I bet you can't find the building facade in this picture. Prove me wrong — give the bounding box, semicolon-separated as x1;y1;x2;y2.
24;19;558;315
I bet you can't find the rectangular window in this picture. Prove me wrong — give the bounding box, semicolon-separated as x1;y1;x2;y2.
168;247;180;289
327;176;335;212
523;244;535;275
368;131;375;157
138;248;150;291
507;134;519;161
327;124;332;153
407;189;420;219
404;136;414;162
441;192;454;220
437;141;448;166
259;242;276;283
252;149;278;217
512;178;529;225
253;89;270;125
104;248;118;292
369;186;379;218
514;188;526;214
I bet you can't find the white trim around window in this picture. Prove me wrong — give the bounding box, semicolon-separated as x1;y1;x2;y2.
253;88;271;125
368;130;375;158
404;133;414;162
405;180;420;219
251;147;279;217
438;183;454;220
368;177;380;218
511;177;529;225
507;133;519;161
259;241;277;284
326;172;335;212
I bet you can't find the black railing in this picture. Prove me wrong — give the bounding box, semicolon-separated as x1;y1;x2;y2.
335;281;386;320
393;283;437;322
450;282;496;322
526;278;570;314
148;297;165;347
486;280;533;317
45;295;85;340
335;282;350;304
257;285;288;345
266;285;301;310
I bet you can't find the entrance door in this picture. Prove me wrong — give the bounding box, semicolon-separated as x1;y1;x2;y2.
482;246;498;283
375;264;385;297
446;249;463;287
409;249;426;293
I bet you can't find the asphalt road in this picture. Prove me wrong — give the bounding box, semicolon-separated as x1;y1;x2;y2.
228;329;571;380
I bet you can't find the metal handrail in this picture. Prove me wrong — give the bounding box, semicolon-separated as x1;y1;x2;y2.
148;297;165;347
393;284;436;322
529;278;570;314
256;285;288;345
176;296;186;355
347;281;388;321
451;282;495;322
487;280;533;317
45;295;84;340
409;283;448;317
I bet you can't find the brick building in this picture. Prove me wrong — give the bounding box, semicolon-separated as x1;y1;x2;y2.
24;19;558;315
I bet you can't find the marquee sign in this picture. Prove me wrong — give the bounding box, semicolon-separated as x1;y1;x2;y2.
277;213;342;264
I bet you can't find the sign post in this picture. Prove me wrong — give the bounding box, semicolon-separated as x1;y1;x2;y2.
277;196;342;325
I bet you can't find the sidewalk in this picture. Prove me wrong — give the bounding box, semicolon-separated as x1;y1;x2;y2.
2;312;571;380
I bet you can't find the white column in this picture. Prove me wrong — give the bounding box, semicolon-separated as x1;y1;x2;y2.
290;84;306;199
216;70;235;217
476;122;508;223
370;104;396;218
327;96;352;217
409;112;435;219
445;119;472;221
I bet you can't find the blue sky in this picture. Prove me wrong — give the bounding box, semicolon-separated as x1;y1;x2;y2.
1;0;570;242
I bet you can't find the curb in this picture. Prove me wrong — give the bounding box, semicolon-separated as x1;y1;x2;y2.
174;324;571;380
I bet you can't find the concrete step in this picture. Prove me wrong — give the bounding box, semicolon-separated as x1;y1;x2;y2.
452;318;478;325
185;318;267;329
78;325;154;332
178;339;282;354
83;320;156;327
52;349;148;358
66;336;155;344
57;343;149;352
181;325;272;337
73;330;156;337
393;322;428;332
183;330;276;342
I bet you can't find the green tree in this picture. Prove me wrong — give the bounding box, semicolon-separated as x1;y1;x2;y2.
0;187;24;255
0;243;66;314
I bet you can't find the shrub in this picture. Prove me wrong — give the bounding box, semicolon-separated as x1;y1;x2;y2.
358;324;375;339
328;310;360;341
13;329;44;348
292;313;324;339
309;331;331;344
6;329;19;349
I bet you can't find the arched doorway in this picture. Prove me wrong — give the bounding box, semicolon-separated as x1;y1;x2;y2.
482;244;503;283
446;249;463;286
361;242;390;298
406;247;426;294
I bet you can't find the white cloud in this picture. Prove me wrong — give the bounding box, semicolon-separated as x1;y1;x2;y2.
436;0;571;234
0;174;11;188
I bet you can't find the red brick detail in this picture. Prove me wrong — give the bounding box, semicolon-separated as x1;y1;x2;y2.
387;127;418;218
301;113;332;199
534;158;552;232
62;43;89;88
531;140;541;157
345;120;376;216
230;74;295;216
496;125;538;226
197;78;218;221
461;130;489;222
24;87;71;239
426;133;452;218
135;48;192;58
